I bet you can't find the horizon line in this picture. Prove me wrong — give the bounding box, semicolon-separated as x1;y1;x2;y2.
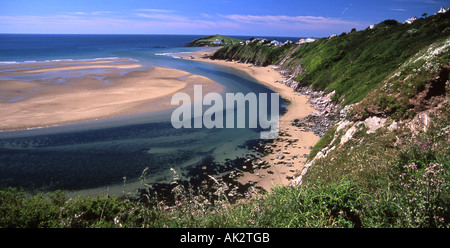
0;33;324;38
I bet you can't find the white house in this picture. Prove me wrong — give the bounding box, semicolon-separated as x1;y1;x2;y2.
298;38;317;44
213;39;223;45
270;40;281;46
437;7;449;14
283;40;293;46
406;16;417;24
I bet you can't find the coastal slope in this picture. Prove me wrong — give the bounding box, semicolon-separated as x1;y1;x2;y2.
202;12;450;203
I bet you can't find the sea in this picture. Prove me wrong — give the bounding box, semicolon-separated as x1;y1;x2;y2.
0;34;299;195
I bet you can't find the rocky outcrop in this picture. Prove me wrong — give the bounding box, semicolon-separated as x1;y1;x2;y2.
274;66;339;137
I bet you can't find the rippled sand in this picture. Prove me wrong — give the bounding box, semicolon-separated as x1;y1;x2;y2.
0;59;223;131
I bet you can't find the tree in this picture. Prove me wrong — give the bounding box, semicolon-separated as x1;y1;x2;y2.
422;13;428;18
381;19;399;26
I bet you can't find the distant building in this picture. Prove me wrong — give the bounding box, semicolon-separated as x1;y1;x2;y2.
213;39;223;45
406;16;417;24
270;40;281;46
436;7;449;14
298;38;317;44
283;40;293;46
369;24;375;29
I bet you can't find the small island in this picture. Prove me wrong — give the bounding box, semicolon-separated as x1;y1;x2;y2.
185;34;242;47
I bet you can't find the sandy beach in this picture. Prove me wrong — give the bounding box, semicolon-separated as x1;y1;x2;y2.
0;59;223;131
180;48;320;192
1;50;319;192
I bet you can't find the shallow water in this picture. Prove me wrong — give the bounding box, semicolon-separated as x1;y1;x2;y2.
0;34;286;195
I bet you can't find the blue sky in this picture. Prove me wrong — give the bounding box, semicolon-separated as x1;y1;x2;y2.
0;0;447;37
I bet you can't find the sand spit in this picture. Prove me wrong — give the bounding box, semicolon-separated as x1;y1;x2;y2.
0;59;223;131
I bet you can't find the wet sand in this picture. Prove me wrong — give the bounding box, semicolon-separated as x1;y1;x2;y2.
0;59;223;131
181;48;320;192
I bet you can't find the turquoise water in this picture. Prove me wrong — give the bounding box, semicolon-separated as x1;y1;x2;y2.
0;34;287;194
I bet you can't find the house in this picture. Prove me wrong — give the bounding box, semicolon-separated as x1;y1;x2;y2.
298;38;317;44
270;40;281;46
213;39;223;45
405;16;417;24
369;24;375;29
436;7;449;14
283;40;293;46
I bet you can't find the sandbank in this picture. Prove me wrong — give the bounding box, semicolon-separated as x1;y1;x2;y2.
0;59;223;131
180;48;320;192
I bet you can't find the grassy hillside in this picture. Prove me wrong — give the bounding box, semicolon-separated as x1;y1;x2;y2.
213;13;450;107
213;11;450;227
212;38;294;66
185;34;242;47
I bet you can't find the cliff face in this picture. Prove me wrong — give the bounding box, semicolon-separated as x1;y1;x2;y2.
295;36;449;187
212;12;450;189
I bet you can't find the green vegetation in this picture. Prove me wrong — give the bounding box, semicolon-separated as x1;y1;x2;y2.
1;13;449;228
1;108;448;228
212;38;295;66
213;12;449;108
307;126;336;161
2;145;448;228
352;37;449;120
185;34;242;47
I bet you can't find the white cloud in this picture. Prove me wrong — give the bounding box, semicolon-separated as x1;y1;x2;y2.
342;3;353;16
0;10;366;36
70;12;88;15
135;9;176;13
91;11;117;15
201;13;211;18
389;8;407;11
392;0;441;4
214;14;367;36
60;11;116;16
136;13;188;22
219;14;358;26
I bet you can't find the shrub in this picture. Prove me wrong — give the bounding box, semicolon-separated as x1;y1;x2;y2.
393;162;448;227
381;19;399;26
256;180;364;228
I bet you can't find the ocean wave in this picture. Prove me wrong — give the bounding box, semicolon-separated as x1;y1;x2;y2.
0;57;138;65
0;61;18;64
154;53;181;59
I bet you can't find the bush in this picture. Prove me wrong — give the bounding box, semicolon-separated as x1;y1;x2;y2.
394;162;448;227
256;180;364;228
381;19;399;26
